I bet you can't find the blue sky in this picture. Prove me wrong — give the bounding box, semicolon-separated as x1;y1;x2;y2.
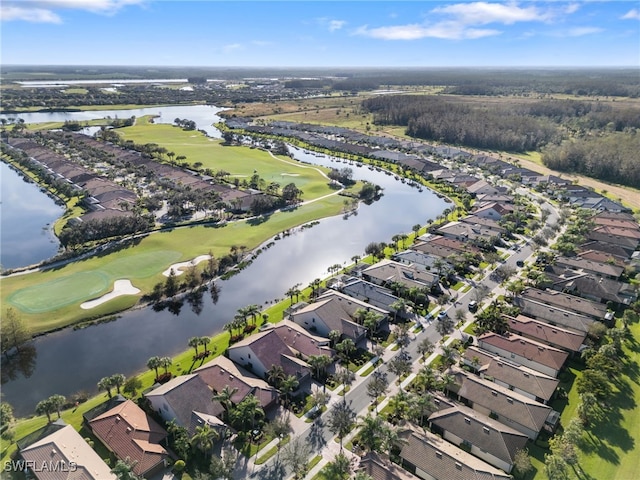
1;1;639;67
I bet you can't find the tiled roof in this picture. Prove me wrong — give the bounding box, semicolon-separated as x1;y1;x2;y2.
506;315;586;353
513;295;596;333
520;288;608;320
424;235;481;253
428;404;528;467
478;332;569;372
464;346;559;403
88;400;167;477
362;259;439;288
578;241;633;259
554;256;624;279
20;424;116;480
358;452;419;480
194;356;277;409
592;225;640;240
145;374;223;430
454;369;552;435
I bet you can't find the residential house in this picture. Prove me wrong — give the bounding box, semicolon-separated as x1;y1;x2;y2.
547;269;637;307
578;240;634;260
336;276;403;313
586;231;639;253
458;215;507;236
513;292;599;333
577;249;628;268
289;290;388;342
418;235;481;255
466;180;506;197
398;426;513;480
518;287;612;323
392;250;454;276
477;332;568;378
471;202;515;222
436;221;501;247
19;422;116;480
194;356;278;412
504;315;586;354
592;225;640;241
554;256;625;280
475;193;514;204
358;452;419;480
463;346;559;404
88;399;169;478
145;374;225;434
427;404;528;473
227;320;332;383
362;259;439;291
450;369;555;440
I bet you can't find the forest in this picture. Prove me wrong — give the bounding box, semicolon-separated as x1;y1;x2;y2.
362;94;640;188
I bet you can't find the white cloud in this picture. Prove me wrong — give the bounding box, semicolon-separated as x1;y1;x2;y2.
1;0;146;22
354;1;581;41
328;19;346;32
621;9;640;20
222;43;243;54
566;26;604;37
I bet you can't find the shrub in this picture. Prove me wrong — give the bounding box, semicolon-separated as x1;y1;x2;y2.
173;460;185;473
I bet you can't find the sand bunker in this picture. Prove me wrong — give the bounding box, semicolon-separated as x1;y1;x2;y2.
162;254;211;277
80;279;140;309
281;173;301;176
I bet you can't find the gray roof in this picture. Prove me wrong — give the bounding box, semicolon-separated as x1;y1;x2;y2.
519;288;608;320
338;277;400;311
428;404;528;467
478;332;569;372
554;256;624;279
513;295;597;333
362;259;439;288
506;315;586;353
453;369;552;435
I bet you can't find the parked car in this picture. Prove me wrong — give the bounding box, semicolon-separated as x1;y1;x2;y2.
468;300;478;312
516;260;524;267
437;310;448;320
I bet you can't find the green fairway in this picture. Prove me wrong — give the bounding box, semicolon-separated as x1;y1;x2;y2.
100;249;181;278
116;121;334;202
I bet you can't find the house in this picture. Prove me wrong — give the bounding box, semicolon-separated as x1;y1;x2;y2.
336;276;402;313
513;293;599;333
19;422;116;480
392;250;454;275
450;369;556;440
475;193;514;204
398;426;513;479
518;288;611;322
577;249;628;268
504;315;587;354
289;291;387;342
227;320;332;382
436;221;501;246
578;240;634;260
458;215;507;235
463;346;560;404
362;259;439;290
88;400;169;478
194;356;278;411
358;452;419;480
477;332;568;378
466;179;505;197
592;225;640;241
549;271;637;307
591;212;639;230
554;255;625;280
145;374;225;434
417;235;482;255
427;404;528;473
471;202;515;222
586;230;639;253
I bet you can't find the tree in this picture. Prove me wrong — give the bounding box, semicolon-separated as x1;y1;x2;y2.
334;366;355;393
393;322;411;350
282;439;312;480
414;365;437;394
146;356;162;378
164;269;179;297
208;447;236;480
357;413;386;453
160;356;173;375
35;398;55;423
212;385;239;420
1;307;31;357
282;182;303;204
230;394;265;434
267;365;286;389
365;242;384;260
123;377;143;397
408;392;434;433
310;389;330;413
435;315;455;337
417;338;434;360
0;402;15;435
110;373;126;394
286;284;302;304
98;376;115;398
264;415;291;454
388;351;412;387
49;394;66;419
308;354;332;381
280;375;300;409
366;371;388;413
111;459;142;480
576;369;610;399
327;400;356;450
336;338;356;364
513;448;533;477
190;424;219;457
322;452;353;480
188;336;201;356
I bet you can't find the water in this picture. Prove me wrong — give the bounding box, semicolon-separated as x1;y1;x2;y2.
1;107;450;415
0;162;64;270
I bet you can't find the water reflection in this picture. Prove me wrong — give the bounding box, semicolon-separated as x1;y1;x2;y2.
1;345;37;384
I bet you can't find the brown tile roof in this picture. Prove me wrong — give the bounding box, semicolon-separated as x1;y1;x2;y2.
362;259;439;289
478;332;569;372
358;452;419;480
453;369;552;435
554;256;624;279
592;216;640;231
20;424;116;480
195;356;277;409
427;404;528;468
593;225;640;240
88;400;168;477
577;249;627;267
579;241;634;259
463;346;559;403
506;315;586;353
425;235;481;253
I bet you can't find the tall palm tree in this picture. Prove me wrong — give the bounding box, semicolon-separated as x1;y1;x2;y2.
357;413;386;453
246;304;261;326
160;356;173;375
190;424;220;457
147;356;162;379
98;377;114;398
336;338;356;365
212;385;239;419
110;374;126;395
230;394;265;435
188;337;200;356
307;354;332;381
280;375;300;409
49;394;66;419
35;398;54;423
199;336;211;354
267;365;286;389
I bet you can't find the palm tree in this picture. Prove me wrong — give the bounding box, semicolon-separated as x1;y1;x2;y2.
327;401;356;451
328;329;342;347
366;370;388;414
310;278;322;300
190;424;219;457
49;394;66;419
414;364;437;394
390;299;407;321
285;284;302;305
267;365;286;389
199;336;211;355
336;338;356;365
412;223;421;237
110;373;126;394
212;385;239;419
230;394;265;434
245;304;261;326
160;356;173;375
334;366;355;394
417;338;434;360
408;392;434;434
147;356;162;379
280;375;300;409
188;337;200;356
35;398;54;423
98;376;115;398
307;354;332;381
357;414;386;453
351;255;361;265
440;345;458;371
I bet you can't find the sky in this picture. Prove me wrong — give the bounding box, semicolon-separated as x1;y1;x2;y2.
1;1;639;67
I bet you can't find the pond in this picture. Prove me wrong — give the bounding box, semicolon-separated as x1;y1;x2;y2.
1;106;450;416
